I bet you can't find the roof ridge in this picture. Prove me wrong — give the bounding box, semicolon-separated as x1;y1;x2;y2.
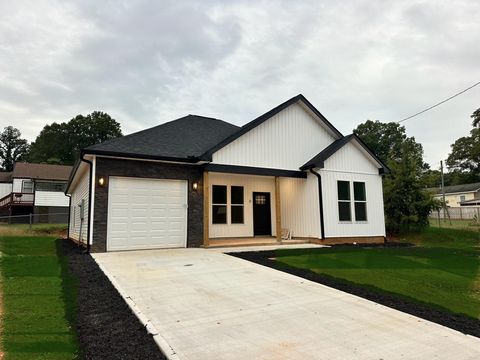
199;94;343;161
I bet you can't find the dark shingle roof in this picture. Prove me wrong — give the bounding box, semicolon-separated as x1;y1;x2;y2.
430;182;480;195
300;134;389;172
84;115;240;161
0;172;12;182
12;163;72;181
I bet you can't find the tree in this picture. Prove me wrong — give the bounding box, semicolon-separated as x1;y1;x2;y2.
29;111;122;165
471;108;480;128
446;108;480;177
353;120;434;232
0;126;29;171
353;120;427;170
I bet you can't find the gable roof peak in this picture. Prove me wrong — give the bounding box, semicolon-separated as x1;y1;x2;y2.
200;94;343;161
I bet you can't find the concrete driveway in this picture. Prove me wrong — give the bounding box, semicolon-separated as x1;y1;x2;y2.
93;247;480;360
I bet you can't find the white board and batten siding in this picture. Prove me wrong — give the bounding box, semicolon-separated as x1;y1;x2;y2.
212;102;337;170
106;177;187;251
279;173;321;239
209;173;277;238
68;166;90;243
34;191;69;207
320;139;386;238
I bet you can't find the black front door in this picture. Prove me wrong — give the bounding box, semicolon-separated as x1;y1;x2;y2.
253;192;272;236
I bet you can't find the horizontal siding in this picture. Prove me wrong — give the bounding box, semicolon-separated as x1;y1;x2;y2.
212;102;336;170
34;191;69;207
0;183;11;198
320;169;386;238
69;169;90;242
279;172;321;238
12;178;29;192
323;140;380;174
209;173;276;238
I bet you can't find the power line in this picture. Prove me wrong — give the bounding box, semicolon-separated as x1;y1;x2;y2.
397;80;480;123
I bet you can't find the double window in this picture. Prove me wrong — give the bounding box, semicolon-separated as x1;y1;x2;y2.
337;181;367;222
212;185;244;224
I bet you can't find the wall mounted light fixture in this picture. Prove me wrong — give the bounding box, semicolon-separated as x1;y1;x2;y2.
192;181;198;191
98;177;105;186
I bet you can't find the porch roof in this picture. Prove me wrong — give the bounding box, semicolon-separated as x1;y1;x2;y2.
204;164;307;178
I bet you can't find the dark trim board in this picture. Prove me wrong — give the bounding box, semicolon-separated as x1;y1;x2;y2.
200;94;343;161
300;134;390;173
205;164;307;178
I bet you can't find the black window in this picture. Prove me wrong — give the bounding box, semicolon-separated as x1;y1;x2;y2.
337;181;351;221
231;186;244;224
354;182;367;221
212;185;227;224
36;182;67;192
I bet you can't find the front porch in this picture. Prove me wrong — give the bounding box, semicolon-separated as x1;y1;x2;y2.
206;236;311;248
202;166;323;247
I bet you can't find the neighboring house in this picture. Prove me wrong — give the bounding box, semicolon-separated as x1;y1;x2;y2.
430;182;480;207
0;163;72;223
65;94;389;252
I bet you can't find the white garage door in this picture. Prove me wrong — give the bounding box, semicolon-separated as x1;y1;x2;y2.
107;177;187;251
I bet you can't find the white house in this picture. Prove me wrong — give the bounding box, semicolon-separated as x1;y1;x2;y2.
65;95;388;252
0;163;72;223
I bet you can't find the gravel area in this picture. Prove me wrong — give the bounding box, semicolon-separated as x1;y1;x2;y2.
59;239;166;360
230;249;480;338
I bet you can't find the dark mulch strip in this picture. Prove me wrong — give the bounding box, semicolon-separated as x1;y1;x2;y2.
58;239;166;360
329;241;415;248
230;250;480;338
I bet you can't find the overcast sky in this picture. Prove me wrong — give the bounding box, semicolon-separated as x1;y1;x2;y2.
1;0;479;168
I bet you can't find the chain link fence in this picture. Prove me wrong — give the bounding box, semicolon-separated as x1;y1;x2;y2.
0;212;69;228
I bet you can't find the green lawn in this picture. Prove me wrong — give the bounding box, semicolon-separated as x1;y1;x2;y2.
0;235;79;359
275;227;480;319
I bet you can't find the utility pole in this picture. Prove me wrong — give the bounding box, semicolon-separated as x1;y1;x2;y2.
440;160;446;222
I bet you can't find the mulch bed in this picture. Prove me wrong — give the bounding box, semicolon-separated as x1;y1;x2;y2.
59;239;166;360
230;249;480;338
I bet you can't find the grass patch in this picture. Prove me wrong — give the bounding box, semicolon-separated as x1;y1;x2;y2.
274;227;480;320
0;235;79;359
429;218;480;230
0;223;68;237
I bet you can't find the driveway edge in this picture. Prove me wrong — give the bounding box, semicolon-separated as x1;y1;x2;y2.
94;257;181;360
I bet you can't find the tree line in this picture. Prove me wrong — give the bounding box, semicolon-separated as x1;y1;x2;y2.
353;107;479;232
0;111;122;171
0;106;478;232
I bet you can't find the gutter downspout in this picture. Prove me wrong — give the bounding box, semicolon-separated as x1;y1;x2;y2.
66;194;72;242
81;155;93;253
309;168;325;240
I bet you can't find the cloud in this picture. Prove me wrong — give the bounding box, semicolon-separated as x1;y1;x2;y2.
0;0;479;167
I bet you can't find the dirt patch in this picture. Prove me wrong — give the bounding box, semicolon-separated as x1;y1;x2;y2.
230;250;480;338
59;239;165;360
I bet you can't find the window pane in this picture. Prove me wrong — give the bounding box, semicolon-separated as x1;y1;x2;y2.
338;202;351;221
355;202;367;221
337;181;350;200
231;205;244;224
231;186;244;204
354;182;366;201
22;181;33;193
212;205;227;224
212;185;227;204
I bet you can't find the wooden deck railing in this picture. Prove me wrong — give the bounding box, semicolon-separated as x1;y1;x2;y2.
0;192;35;209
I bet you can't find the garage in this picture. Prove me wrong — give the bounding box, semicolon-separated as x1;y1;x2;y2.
107;177;188;251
